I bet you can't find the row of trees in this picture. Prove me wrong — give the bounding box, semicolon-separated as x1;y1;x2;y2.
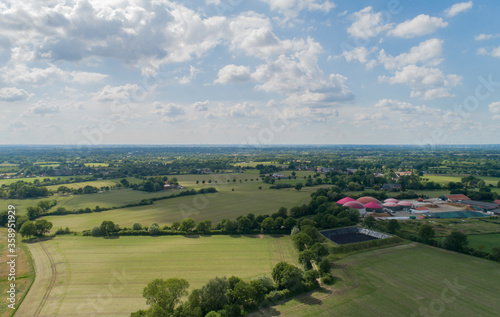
131;262;319;317
19;219;53;238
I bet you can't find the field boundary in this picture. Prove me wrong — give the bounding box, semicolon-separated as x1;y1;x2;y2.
10;242;36;317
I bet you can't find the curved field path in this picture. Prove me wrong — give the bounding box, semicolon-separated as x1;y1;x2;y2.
15;241;68;317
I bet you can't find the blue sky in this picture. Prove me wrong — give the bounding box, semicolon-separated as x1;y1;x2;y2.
0;0;499;145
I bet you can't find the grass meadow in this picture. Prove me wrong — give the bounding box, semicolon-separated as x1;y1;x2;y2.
422;174;500;187
0;228;34;317
18;235;297;316
261;243;500;317
43;183;316;231
468;233;500;253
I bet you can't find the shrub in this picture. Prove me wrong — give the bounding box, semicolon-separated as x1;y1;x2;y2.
321;273;335;285
148;223;160;235
132;223;142;230
91;225;102;237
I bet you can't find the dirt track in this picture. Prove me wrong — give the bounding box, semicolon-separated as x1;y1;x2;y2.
15;241;66;317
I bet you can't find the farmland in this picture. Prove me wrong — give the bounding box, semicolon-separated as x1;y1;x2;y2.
423;174;500;187
468;233;500;253
16;235;298;316
42;183;316;231
0;228;34;317
261;243;500;316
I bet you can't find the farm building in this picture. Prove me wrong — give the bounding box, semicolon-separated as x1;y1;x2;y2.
460;200;498;212
357;196;382;205
410;206;429;214
343;201;367;215
439;194;470;202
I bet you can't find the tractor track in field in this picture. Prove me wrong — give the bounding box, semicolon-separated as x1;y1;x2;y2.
275;237;286;262
32;241;57;317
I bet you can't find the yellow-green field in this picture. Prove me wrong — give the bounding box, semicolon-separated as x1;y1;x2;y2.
16;235;297;316
422;174;500;187
43;183;317;231
44;180;119;191
0;228;34;317
259;243;500;316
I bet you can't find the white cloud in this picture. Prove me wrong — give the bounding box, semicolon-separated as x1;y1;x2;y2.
193;100;209;111
388;15;447;38
444;1;473;18
474;33;500;41
93;84;140;102
0;87;33;101
379;65;461;99
339;46;377;69
0;64;107;86
347;7;393;40
477;46;500;58
252;40;354;105
214;65;252;84
177;65;200;85
229;12;306;59
411;88;455;100
375;98;444;114
259;0;335;18
152;102;186;122
379;38;444;70
489;102;500;119
23;101;59;116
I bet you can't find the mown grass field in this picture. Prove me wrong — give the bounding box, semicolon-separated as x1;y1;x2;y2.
18;235;297;316
423;174;500;187
43;183;317;231
0;228;34;317
263;243;500;317
398;218;500;237
468;233;500;253
0;175;91;186
44;180;119;191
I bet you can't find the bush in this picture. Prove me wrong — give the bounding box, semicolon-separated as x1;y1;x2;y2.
91;225;102;237
321;273;335;285
55;227;72;235
148;223;160;235
132;223;142;230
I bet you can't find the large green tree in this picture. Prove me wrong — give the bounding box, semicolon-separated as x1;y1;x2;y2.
20;221;37;238
100;220;118;236
418;224;436;243
139;278;189;316
199;277;229;314
35;219;53;235
179;218;196;232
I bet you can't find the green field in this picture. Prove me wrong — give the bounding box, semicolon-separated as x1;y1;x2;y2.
44;179;119;191
399;218;500;237
16;235;298;316
423;174;500;187
468;233;500;253
0;175;93;186
83;163;109;167
262;243;500;316
0;228;34;317
42;183;316;231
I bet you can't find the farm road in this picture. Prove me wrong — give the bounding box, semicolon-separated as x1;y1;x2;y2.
15;240;68;317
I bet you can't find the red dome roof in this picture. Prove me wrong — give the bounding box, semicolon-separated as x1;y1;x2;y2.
337;197;356;205
398;201;413;206
365;202;383;209
385;198;399;203
357;196;382;205
383;202;398;207
344;201;366;209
